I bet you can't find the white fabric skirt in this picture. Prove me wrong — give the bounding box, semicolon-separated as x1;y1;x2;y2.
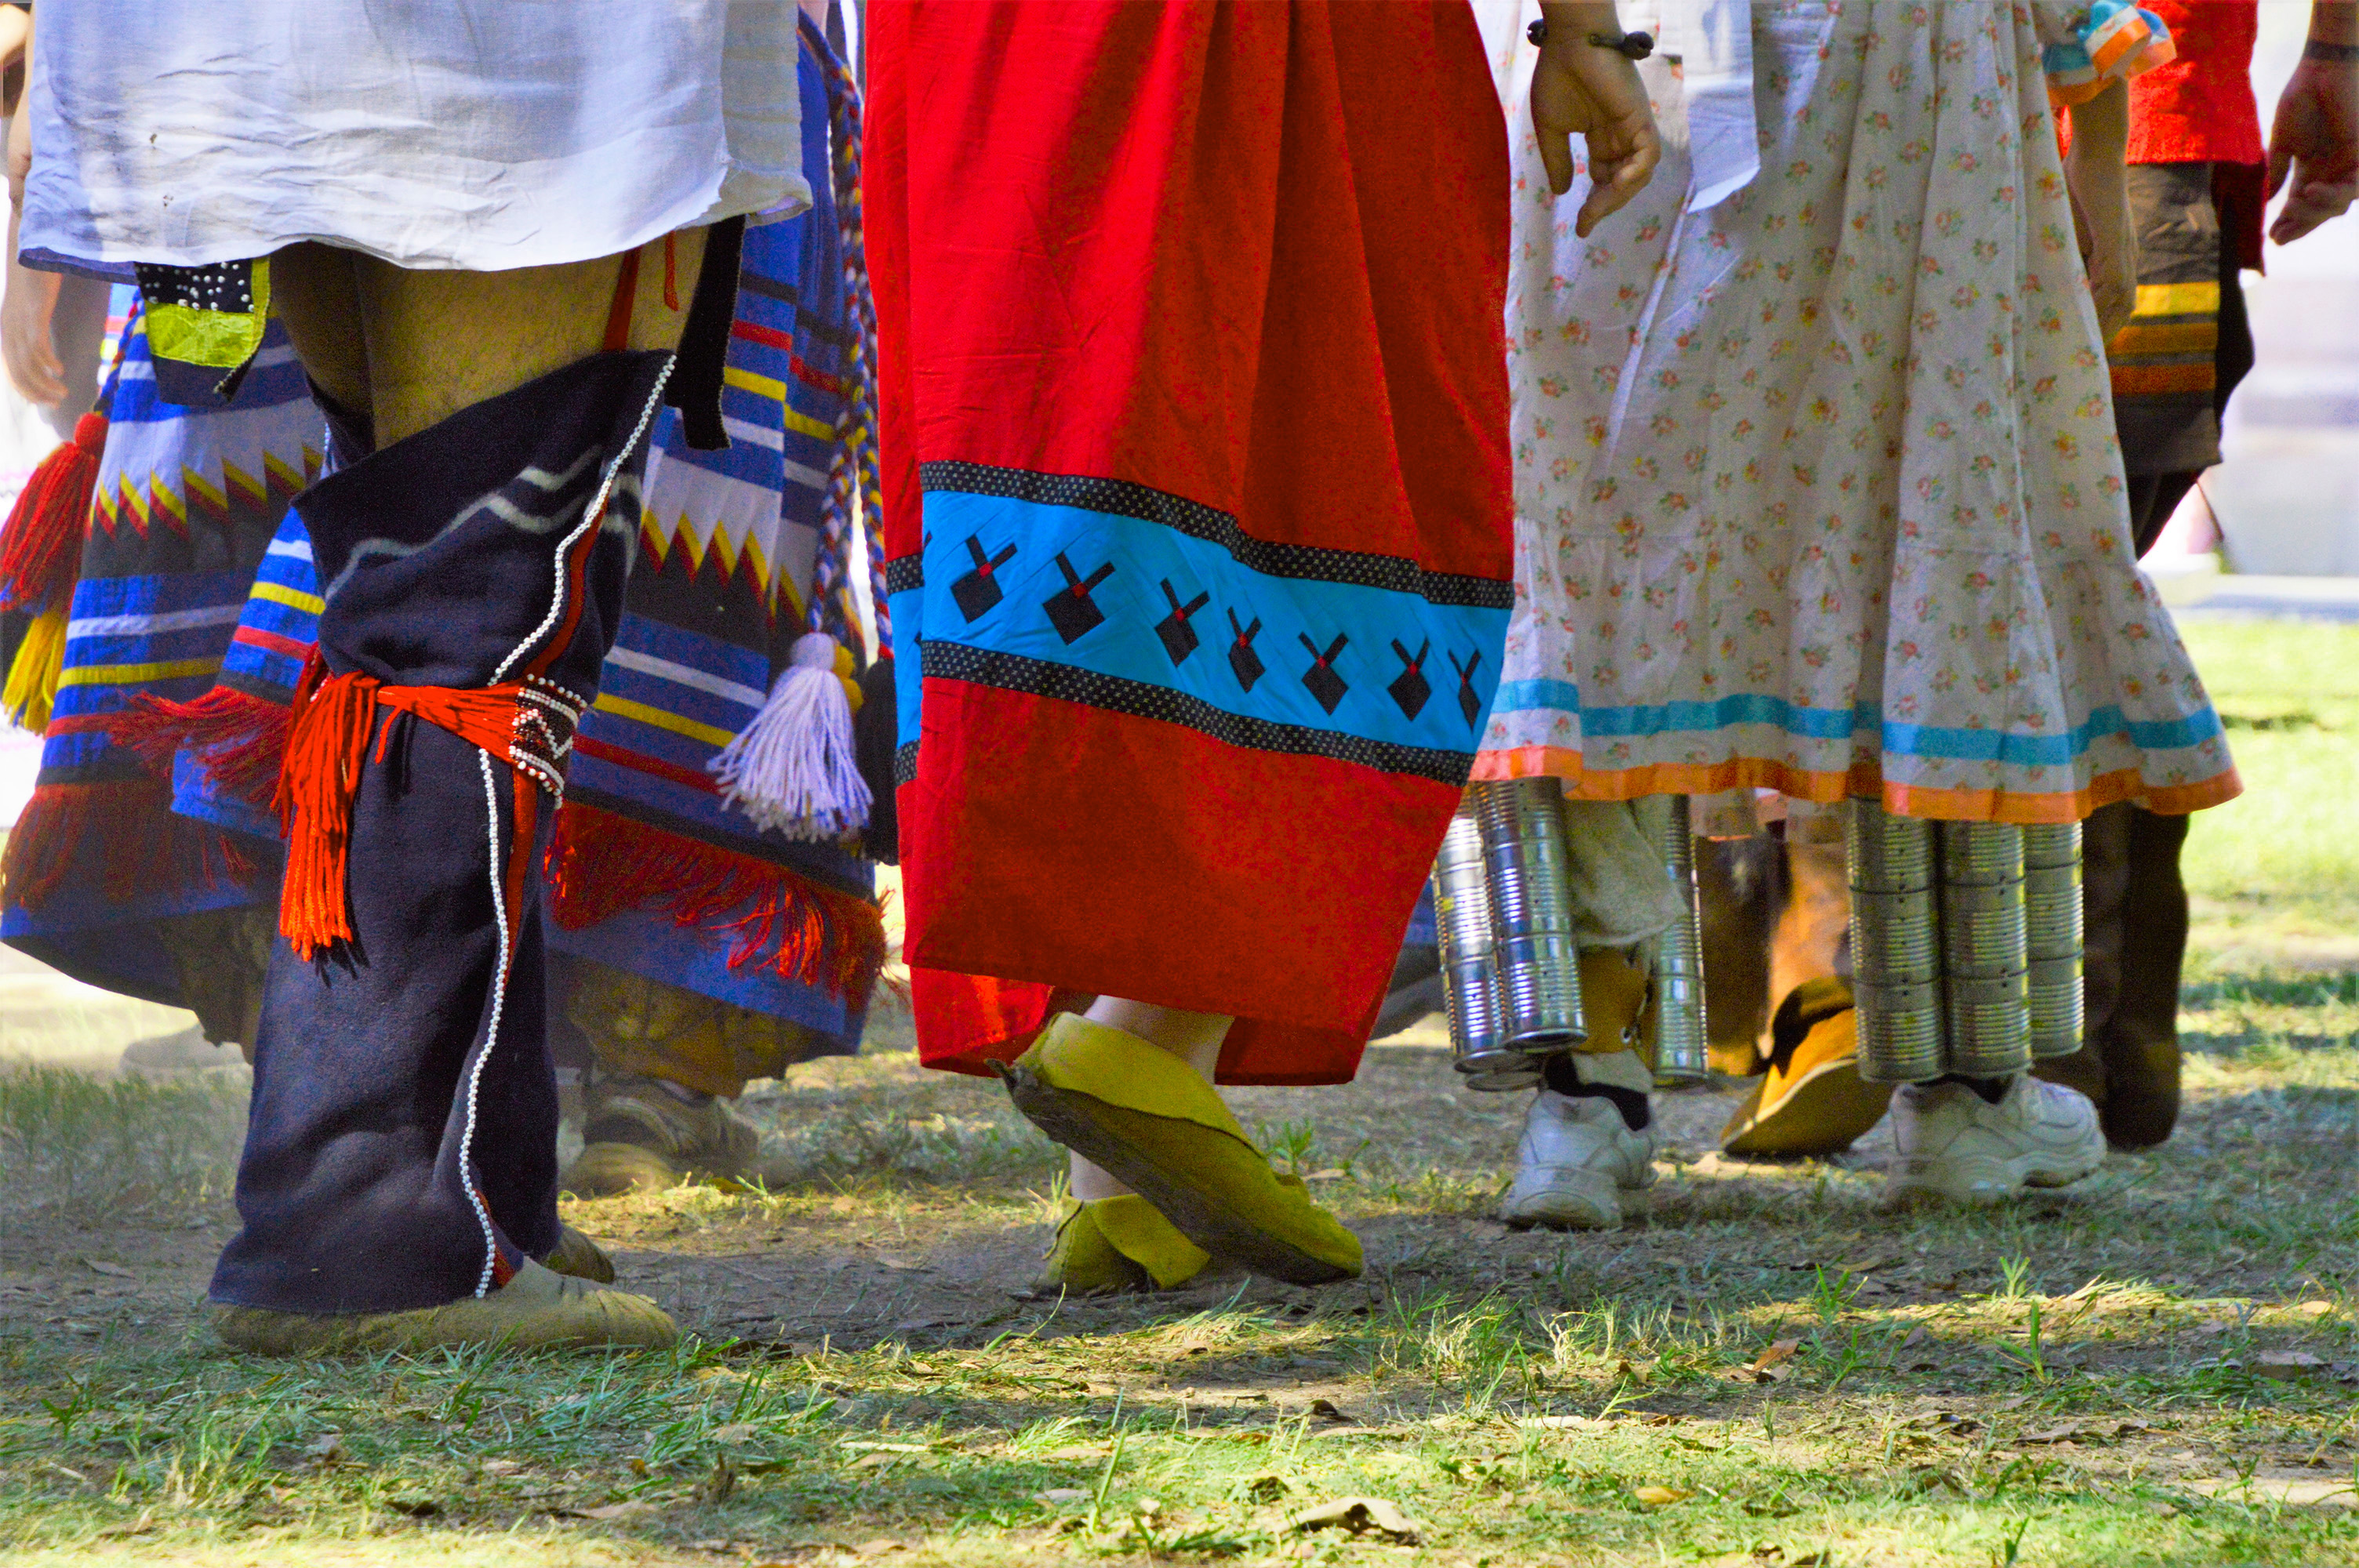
21;1;805;275
1474;1;2238;826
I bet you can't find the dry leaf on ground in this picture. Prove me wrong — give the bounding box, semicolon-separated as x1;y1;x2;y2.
1747;1339;1801;1382
2256;1351;2326;1379
83;1260;134;1279
2019;1423;2083;1444
1288;1497;1426;1544
1633;1486;1691;1508
572;1501;658;1521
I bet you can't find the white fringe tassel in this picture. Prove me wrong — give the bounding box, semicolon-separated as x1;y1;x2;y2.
709;632;872;840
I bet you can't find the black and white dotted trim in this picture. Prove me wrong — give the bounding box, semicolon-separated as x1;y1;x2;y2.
136;260;260;316
918;461;1513;612
510;676;587;801
919;642;1478;787
884;554;925;597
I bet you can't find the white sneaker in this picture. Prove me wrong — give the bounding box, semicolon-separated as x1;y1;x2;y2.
1499;1087;1657;1230
1887;1074;2104;1205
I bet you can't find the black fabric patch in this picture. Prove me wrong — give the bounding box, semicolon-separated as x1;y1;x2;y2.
666;214;747;453
1389;638;1433;720
1154;580;1209;665
919;641;1477;786
1227;609;1265;692
1298;632;1349;715
1451;648;1486;729
1041;554;1114;644
918;460;1512;611
951;537;1014;621
854;654;900;865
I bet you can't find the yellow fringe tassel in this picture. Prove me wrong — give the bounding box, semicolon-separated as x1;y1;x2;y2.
4;606;67;732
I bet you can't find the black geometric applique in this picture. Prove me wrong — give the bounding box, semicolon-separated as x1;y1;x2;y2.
951;535;1017;622
1041;554;1116;644
1388;638;1433;720
1299;631;1350;715
1155;579;1211;666
1227;609;1266;692
1449;648;1486;728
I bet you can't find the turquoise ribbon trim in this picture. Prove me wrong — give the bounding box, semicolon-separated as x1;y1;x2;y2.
892;490;1510;759
1488;679;2224;766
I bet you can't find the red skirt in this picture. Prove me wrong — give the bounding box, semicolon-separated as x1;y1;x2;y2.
867;0;1510;1085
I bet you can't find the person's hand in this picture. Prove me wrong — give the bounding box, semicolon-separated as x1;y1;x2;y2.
2068;166;2139;343
2;239;64;405
1530;9;1661;237
2267;53;2359;245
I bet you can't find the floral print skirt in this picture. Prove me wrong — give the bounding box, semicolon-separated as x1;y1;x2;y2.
1474;1;2239;826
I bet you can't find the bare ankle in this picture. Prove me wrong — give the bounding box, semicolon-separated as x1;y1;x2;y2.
1067;1152;1132;1202
1081;997;1231;1078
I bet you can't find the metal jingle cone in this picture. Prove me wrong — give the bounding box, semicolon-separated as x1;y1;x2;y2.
1848;799;1944;1083
1435;803;1526;1088
1472;778;1587;1054
1938;822;2032;1079
1647;795;1709;1086
2022;821;2085;1059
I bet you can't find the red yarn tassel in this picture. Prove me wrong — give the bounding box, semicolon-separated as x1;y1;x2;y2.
108;685;293;806
545;800;887;1000
0;779;254;912
273;656;380;959
0;412;106;612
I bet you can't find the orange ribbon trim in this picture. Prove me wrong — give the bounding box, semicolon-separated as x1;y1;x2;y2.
274;657;554;960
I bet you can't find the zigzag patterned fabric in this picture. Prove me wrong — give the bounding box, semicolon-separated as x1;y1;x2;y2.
163;509;327;843
541;20;885;1047
0;302;321;1007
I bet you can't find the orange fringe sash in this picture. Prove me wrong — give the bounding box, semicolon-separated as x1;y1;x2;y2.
274;655;582;959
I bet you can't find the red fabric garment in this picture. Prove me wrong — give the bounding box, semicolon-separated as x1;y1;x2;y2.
2128;1;2262;167
867;0;1510;1085
2062;3;2266;269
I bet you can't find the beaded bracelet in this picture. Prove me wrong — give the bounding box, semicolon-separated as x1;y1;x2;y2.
1525;18;1655;60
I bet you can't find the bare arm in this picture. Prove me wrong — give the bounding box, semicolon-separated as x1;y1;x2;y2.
0;7;30;83
2063;78;2136;343
1530;2;1662;237
2;5;64;405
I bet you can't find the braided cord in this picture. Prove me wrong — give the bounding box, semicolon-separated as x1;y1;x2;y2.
813;47;889;661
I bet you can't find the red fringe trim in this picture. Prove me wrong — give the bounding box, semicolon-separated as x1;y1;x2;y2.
272;655;373;960
106;685;291;807
0;413;105;613
546;800;885;1003
0;779;256;913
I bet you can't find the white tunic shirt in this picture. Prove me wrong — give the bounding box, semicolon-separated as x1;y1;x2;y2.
21;1;806;275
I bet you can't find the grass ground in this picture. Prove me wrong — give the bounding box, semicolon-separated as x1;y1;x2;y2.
0;620;2353;1567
